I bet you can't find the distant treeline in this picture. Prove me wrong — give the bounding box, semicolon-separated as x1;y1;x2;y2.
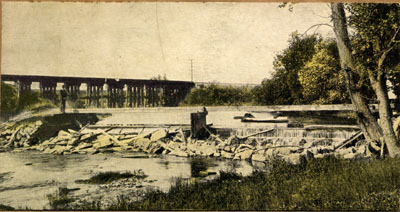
181;84;255;106
1;82;55;120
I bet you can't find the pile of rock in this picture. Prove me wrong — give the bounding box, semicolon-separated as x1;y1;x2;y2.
1;122;372;164
25;128;174;155
0;120;43;149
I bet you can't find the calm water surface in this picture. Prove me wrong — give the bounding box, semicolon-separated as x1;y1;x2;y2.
0;151;263;209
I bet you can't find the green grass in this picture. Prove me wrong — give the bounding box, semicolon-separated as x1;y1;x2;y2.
0;204;15;211
75;171;147;184
46;187;75;210
68;156;400;211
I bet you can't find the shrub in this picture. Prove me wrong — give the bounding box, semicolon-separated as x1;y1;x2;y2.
182;84;254;106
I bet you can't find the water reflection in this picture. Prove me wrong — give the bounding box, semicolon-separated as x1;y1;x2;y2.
0;152;264;209
190;157;214;177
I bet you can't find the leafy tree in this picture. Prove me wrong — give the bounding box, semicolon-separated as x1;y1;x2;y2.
272;32;321;104
183;84;253;106
331;3;400;157
257;33;350;105
298;40;348;104
1;82;18;119
150;74;167;81
253;75;292;105
387;65;400;111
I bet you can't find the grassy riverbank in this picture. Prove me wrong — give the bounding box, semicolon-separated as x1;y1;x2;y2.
66;156;400;211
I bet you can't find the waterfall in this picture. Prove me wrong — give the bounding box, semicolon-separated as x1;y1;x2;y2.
232;127;358;143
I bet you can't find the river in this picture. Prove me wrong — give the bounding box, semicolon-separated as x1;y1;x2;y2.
0;151;264;210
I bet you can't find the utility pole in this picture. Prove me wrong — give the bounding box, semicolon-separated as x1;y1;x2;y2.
190;59;193;82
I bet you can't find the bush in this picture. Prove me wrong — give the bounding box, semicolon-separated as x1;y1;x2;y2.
1;83;56;120
1;82;18;119
46;187;75;210
182;84;254;106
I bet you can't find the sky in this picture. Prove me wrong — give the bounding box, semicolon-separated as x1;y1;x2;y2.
2;2;333;84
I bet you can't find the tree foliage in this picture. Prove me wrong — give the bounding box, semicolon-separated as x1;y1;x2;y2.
272;32;321;104
1;82;19;119
331;3;400;157
182;84;254;106
298;40;348;104
255;32;349;105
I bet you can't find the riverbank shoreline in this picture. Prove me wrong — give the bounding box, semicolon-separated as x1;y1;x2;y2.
0;110;384;210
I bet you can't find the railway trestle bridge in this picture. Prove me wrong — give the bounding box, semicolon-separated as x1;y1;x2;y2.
1;74;195;108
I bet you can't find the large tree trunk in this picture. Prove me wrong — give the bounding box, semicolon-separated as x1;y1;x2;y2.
330;3;385;149
370;70;400;157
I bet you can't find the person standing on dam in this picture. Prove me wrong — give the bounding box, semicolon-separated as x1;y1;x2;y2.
60;85;69;113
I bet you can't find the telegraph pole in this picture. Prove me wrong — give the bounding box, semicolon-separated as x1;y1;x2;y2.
190;59;193;82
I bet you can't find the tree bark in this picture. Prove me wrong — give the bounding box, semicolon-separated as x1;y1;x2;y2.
330;3;384;146
370;70;400;157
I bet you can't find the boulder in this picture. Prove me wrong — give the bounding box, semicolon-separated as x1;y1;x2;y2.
169;149;188;157
51;145;66;155
252;152;266;162
100;148;115;153
67;138;80;146
199;145;217;157
336;147;353;157
274;147;296;156
343;152;356;159
150;129;168;142
308;146;320;155
149;141;168;154
15;133;22;141
111;147;124;152
43;147;53;154
131;137;151;149
221;151;234;159
233;149;253;160
162;149;170;155
235;144;254;153
314;153;329;159
173;137;184;143
75;143;93;150
301;149;314;161
93;135;114;149
216;142;227;150
244;139;258;146
65;145;74;151
152;145;165;154
226;136;240;145
80;133;95;141
58;130;73;141
56;141;68;146
298;139;307;146
186;143;198;153
265;148;276;159
356;145;366;155
167;141;182;150
86;148;100;154
1;129;12;136
223;146;231;152
303;142;313;149
283;153;304;165
68;129;78;134
35;120;43;127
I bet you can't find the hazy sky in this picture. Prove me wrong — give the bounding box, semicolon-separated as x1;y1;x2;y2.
2;2;333;84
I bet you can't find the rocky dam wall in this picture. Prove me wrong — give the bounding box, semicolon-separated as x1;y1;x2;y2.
0;112;373;165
